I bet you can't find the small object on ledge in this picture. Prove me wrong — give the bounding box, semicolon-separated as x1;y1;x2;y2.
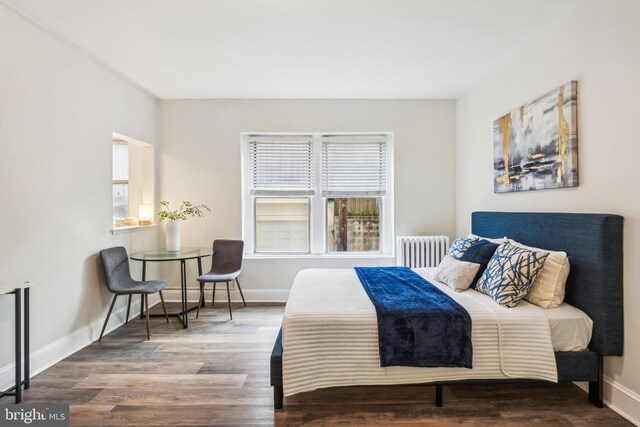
139;204;154;226
113;217;139;227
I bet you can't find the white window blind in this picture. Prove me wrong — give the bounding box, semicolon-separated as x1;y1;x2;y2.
249;137;314;196
112;141;129;181
322;136;387;197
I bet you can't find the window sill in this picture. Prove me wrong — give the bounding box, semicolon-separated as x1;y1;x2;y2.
110;225;158;235
244;253;395;260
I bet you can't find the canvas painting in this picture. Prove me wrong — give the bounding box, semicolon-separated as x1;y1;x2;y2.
493;81;578;193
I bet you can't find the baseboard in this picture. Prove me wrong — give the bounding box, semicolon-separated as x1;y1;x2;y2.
576;377;640;425
162;288;290;303
0;297;150;392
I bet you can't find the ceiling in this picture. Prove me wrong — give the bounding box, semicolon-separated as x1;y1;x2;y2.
3;0;577;99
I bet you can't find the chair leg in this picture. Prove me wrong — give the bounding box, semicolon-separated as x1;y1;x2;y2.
141;292;146;315
199;282;205;307
144;294;151;340
99;295;118;342
212;282;217;306
226;281;233;320
196;284;204;319
236;278;247;307
159;291;169;324
125;294;132;324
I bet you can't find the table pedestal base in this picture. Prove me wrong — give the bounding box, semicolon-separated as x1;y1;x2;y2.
137;256;205;329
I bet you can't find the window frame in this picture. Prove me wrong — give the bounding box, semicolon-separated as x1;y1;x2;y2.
241;132;394;257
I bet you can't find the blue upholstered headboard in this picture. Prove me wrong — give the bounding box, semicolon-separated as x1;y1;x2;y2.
471;211;623;357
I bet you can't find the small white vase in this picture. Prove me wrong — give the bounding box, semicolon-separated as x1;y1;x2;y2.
165;220;181;251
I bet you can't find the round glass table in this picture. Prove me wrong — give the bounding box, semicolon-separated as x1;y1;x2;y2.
130;247;213;328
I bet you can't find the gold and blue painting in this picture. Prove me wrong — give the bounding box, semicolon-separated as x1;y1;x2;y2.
493;81;578;193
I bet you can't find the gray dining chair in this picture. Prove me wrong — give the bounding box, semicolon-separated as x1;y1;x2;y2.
196;240;246;320
98;246;169;341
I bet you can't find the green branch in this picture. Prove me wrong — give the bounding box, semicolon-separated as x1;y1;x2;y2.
158;200;211;221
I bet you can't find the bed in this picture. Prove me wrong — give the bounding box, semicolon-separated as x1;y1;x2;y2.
270;212;624;409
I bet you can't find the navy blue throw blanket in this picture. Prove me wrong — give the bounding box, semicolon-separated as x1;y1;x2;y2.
355;267;472;368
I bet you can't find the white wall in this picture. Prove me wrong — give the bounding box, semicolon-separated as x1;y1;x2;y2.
0;6;158;388
455;0;640;421
159;99;456;300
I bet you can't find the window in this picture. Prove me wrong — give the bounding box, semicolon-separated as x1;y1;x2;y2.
112;140;129;219
255;198;310;252
242;133;393;255
326;197;380;252
322;135;387;253
111;133;155;230
247;136;314;252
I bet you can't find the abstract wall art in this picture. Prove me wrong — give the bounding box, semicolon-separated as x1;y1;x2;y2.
493;81;578;193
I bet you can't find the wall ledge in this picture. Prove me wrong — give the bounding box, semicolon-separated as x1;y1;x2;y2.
110;224;158;235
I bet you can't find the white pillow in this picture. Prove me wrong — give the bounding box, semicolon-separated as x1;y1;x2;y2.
435;255;481;292
468;233;509;245
510;240;570;308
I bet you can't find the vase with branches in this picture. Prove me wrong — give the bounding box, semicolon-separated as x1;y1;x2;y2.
159;201;211;251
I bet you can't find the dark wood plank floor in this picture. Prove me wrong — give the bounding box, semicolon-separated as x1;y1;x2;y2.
1;303;631;426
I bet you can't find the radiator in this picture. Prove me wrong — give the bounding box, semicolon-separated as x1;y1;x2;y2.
396;235;450;268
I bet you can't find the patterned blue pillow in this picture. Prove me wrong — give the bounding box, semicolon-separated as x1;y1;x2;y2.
447;237;479;259
476;243;549;308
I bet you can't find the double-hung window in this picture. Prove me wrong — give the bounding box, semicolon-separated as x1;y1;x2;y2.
249;136;314;253
112;139;130;220
242;133;393;256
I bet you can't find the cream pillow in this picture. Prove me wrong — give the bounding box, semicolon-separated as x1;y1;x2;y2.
434;255;481;292
511;241;570;308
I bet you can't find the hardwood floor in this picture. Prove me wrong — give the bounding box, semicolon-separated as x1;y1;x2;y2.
1;303;631;426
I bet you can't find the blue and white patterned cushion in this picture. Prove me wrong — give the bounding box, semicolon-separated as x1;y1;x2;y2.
447;237;479;259
476;243;549;308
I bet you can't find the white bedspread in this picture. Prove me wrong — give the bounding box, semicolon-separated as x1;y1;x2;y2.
282;268;557;396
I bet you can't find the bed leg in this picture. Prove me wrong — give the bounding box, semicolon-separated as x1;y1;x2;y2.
589;354;604;408
435;382;443;407
274;386;284;410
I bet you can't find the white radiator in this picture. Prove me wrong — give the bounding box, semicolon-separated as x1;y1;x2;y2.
396;235;450;268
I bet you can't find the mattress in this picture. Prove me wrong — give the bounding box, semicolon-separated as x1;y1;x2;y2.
282;267;559;396
543;303;593;351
